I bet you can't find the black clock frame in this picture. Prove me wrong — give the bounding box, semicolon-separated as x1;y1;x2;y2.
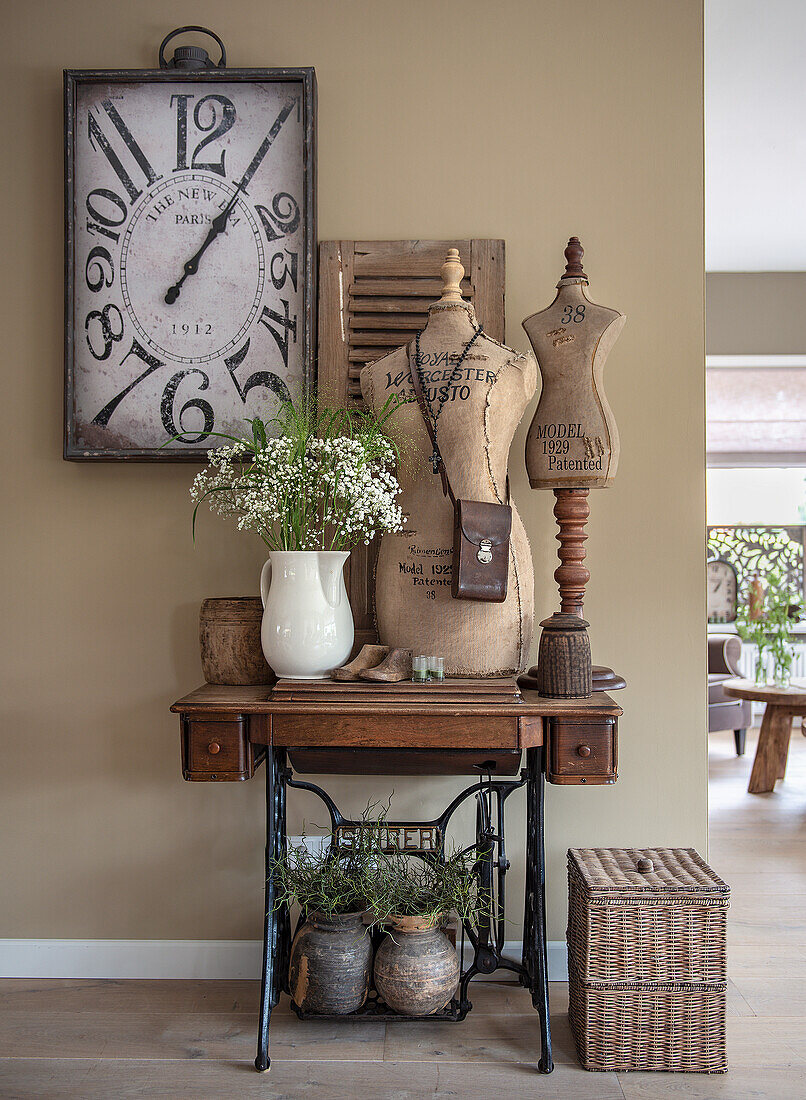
64;66;317;461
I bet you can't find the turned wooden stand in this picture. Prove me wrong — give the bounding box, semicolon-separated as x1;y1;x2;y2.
552;487;590;616
171;678;621;1074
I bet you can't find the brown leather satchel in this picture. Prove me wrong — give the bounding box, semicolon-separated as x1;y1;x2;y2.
409;348;512;603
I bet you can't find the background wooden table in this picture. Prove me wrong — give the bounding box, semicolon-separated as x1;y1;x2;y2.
723;679;806;793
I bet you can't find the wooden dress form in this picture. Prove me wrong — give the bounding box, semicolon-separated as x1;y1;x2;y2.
361;250;536;676
520;238;626;696
522;238;625;491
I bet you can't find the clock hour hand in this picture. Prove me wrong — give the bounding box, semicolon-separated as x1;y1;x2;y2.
164;199;237;304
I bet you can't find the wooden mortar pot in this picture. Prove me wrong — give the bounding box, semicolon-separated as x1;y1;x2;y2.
199;597;273;685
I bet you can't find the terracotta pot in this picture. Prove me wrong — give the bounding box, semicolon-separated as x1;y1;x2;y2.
289;910;372;1015
373;915;459;1016
199;598;273;686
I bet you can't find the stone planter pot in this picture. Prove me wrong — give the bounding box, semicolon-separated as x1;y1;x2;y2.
289;910;372;1015
373;915;460;1016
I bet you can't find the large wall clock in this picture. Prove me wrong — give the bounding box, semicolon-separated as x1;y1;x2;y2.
707;558;738;624
64;28;316;460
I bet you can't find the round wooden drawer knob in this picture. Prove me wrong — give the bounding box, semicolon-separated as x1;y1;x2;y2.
207;741;221;755
576;744;592;758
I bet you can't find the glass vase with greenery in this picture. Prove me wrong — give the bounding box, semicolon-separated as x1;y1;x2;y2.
736;570;801;687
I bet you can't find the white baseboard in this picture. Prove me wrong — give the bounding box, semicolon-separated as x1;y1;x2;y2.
0;938;568;982
546;941;569;981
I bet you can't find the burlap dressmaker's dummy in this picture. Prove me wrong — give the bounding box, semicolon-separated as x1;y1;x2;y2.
521;237;626;696
360;250;536;676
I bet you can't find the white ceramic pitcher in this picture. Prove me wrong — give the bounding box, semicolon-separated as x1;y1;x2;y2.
260;551;354;679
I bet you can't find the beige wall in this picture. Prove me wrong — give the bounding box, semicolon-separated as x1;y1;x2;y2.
1;0;705;945
707;272;806;354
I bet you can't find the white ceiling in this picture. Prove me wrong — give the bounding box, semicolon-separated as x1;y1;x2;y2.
707;0;806;271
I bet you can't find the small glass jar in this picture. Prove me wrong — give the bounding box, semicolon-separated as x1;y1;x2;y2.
412;655;429;684
428;656;444;683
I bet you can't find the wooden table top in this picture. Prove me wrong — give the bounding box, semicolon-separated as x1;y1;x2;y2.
171;680;622;719
723;678;806;705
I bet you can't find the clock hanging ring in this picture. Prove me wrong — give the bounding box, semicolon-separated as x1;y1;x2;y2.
64;28;317;460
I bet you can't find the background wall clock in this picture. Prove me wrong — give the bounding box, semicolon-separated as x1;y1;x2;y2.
707;557;738;624
64;27;316;460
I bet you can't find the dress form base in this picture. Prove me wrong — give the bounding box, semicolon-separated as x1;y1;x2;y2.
517;664;626;694
520;487;626;698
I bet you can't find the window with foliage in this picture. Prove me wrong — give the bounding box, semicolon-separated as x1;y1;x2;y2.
707;525;806;605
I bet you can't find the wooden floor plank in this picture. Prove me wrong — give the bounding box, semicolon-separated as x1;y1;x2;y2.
0;978;269;1015
725;979;755;1017
382;1011;577;1064
0;1058;625;1099
730;978;806;1018
728;944;806;979
726;1016;806;1066
718;871;806;894
618;1066;806;1100
0;1010;384;1061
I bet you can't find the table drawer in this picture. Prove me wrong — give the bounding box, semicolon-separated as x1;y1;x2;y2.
286;747;522;775
270;713;519;749
547;716;617;784
181;716;261;781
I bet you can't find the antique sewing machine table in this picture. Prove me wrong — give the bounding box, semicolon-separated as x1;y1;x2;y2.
171;678;621;1074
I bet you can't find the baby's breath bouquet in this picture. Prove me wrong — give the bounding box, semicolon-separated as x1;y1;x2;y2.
190;395;406;550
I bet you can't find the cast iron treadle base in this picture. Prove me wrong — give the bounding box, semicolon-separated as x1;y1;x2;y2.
292;990;470;1023
256;752;553;1074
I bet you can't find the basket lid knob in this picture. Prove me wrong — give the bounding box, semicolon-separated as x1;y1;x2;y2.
636;857;654;873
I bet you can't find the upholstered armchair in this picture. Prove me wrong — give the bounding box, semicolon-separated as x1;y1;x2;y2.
708;633;752;755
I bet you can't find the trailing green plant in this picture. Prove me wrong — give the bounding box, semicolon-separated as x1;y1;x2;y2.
269;824;488;928
269;842;374;919
187;393;408;551
366;847;486;927
268;800;394;918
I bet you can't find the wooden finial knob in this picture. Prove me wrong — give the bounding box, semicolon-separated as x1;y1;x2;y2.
440;248;465;302
563;236;587;280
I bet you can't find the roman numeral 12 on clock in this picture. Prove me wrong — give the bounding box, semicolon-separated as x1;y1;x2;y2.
64;32;316;459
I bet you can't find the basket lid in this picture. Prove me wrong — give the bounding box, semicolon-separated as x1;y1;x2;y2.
568;848;729;895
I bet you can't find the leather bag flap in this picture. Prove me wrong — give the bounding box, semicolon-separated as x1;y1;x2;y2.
457;499;512;547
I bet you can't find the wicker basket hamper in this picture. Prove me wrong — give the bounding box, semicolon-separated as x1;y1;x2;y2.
567;847;729;1073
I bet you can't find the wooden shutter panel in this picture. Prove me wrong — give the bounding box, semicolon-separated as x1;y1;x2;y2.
316;239;506;648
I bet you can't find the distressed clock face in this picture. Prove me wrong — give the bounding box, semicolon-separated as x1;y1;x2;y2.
707;559;738;623
68;76;311;457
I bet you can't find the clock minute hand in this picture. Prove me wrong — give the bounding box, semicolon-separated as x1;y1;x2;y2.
235;98;297;194
163;98;297;306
